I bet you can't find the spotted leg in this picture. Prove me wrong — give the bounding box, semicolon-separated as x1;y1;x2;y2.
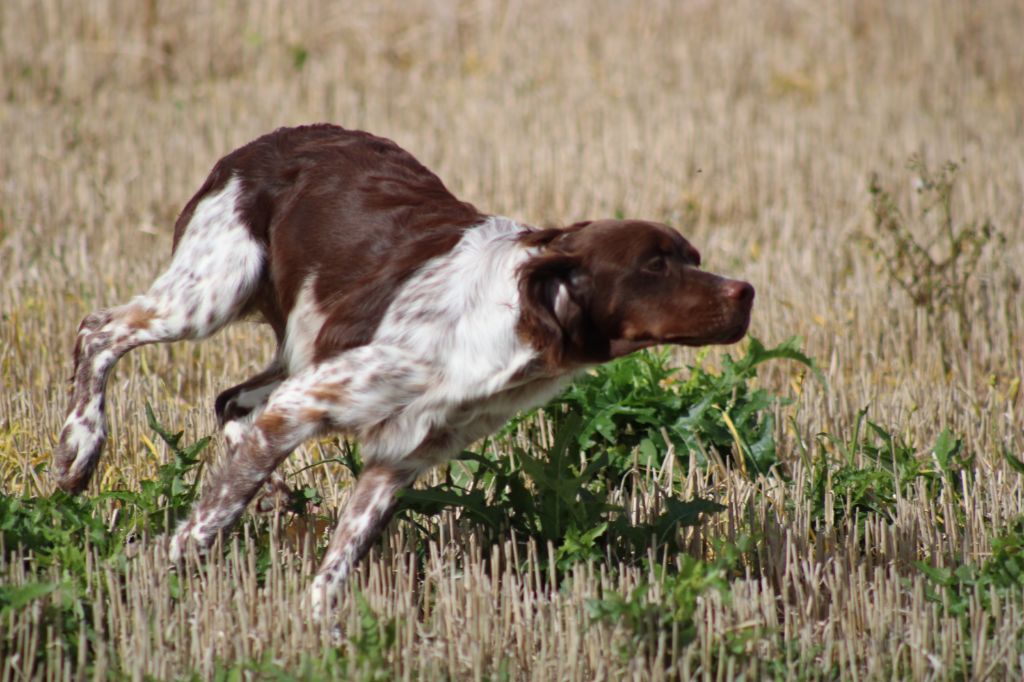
53;177;265;493
214;360;294;512
309;463;420;615
306;417;511;615
168;345;432;561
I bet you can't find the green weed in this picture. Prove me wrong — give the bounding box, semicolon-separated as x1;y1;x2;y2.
0;405;212;673
919;516;1024;616
555;336;820;477
810;409;970;529
586;536;754;661
865;157;1001;354
0;404;206;575
397;337;816;570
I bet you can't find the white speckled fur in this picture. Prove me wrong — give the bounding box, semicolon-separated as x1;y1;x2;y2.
54;176;266;493
362;216;569;462
199;217;565;468
144;177;265;337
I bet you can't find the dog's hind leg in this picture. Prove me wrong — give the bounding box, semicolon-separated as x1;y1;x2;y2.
54;176;265;494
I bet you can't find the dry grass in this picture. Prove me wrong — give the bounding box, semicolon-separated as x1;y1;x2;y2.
2;0;1023;679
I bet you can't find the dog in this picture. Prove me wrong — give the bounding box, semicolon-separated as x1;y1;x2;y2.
53;124;754;612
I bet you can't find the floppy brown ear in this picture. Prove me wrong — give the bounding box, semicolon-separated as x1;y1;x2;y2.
517;254;589;366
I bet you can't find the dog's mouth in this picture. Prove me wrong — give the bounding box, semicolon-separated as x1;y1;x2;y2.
662;310;752;347
667;325;748;347
608;319;749;356
609;299;753;357
706;316;751;345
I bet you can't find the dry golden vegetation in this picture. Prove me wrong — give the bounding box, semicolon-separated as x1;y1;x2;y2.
2;0;1023;679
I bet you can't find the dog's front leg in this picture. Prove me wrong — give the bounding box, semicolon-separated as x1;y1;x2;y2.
166;410;320;562
167;345;432;561
308;463;419;615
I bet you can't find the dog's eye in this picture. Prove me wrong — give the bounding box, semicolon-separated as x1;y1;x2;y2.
643;255;667;273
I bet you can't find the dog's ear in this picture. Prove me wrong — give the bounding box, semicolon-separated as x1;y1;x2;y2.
517;254;591;365
518;220;591;249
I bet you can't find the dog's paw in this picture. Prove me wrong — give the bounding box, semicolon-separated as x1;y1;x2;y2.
166;532;186;565
254;475;298;514
52;419;107;494
167;522;209;565
308;592;345;645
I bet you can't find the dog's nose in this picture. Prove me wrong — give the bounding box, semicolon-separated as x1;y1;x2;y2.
722;280;755;305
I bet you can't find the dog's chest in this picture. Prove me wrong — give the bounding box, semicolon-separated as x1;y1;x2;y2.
404;372;572;468
375;219;539;388
451;371;572;427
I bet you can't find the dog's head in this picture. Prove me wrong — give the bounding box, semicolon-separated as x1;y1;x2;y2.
518;219;754;365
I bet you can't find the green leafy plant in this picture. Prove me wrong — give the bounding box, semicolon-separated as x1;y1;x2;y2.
911;517;1024;680
918;516;1024;616
0;404;208;573
348;593;398;680
586;536;754;660
556;336;820;477
587;559;724;659
0;406;212;673
809;409;971;529
398;413;724;570
130;403;209;532
397;337;814;571
865;157;1001;353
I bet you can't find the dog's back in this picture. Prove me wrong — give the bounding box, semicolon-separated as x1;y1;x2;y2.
172;124;484;356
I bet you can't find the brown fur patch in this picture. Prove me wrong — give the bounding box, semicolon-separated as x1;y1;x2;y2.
299;406;328;425
308;383;346;404
255;411;289;439
125;306;157;330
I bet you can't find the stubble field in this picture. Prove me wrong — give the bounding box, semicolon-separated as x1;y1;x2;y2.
1;1;1023;679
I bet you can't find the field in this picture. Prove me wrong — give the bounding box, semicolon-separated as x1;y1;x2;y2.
2;0;1023;679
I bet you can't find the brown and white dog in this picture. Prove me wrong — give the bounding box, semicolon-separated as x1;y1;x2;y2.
53;124;753;613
